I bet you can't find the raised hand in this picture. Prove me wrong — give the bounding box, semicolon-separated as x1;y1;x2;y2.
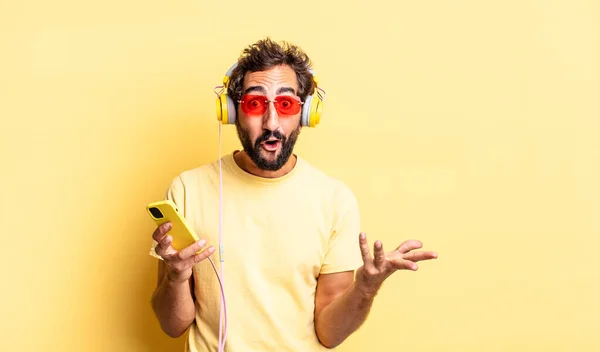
152;222;215;283
355;232;437;298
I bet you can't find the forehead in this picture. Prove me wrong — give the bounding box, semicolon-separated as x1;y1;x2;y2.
242;64;299;94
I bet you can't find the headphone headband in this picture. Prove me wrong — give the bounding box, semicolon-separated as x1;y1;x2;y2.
223;63;238;86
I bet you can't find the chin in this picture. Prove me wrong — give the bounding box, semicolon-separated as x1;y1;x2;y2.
258;155;281;168
254;149;290;171
259;149;281;159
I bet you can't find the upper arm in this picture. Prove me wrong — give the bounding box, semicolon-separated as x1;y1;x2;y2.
320;183;362;275
314;184;361;318
314;270;355;320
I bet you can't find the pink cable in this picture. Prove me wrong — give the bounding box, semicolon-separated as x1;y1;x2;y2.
213;121;228;351
207;257;227;351
208;87;227;351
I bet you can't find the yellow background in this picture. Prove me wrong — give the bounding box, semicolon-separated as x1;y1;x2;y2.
1;0;599;351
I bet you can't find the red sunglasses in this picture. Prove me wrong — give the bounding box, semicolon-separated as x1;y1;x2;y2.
238;94;304;116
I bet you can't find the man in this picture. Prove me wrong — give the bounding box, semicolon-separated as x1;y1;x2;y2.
149;38;437;351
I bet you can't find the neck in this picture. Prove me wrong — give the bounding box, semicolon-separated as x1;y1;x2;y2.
233;150;297;179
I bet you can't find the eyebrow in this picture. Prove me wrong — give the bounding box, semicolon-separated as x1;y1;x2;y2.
243;86;297;95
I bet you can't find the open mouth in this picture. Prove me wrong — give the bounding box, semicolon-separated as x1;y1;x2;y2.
261;139;281;152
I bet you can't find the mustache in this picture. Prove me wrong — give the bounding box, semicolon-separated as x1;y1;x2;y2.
255;130;285;144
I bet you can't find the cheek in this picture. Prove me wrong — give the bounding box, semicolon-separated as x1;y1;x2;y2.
238;116;263;137
281;116;302;134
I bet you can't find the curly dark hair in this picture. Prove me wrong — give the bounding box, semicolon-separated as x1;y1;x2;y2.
227;38;315;108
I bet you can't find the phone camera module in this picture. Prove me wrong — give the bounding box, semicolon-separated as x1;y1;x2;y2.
149;207;163;219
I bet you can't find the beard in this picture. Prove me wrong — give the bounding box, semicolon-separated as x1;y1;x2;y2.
235;120;301;171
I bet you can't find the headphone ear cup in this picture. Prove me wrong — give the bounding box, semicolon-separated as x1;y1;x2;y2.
216;94;226;124
308;93;323;127
301;93;323;128
226;95;236;124
216;93;236;124
301;95;313;127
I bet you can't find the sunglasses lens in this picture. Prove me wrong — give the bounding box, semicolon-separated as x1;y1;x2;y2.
240;95;266;115
275;96;301;116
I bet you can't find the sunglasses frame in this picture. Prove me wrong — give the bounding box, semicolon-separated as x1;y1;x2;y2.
238;94;304;116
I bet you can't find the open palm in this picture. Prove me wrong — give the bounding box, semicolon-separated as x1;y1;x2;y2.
355;232;438;297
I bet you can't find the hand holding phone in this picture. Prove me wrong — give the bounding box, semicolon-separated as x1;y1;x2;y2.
147;200;215;283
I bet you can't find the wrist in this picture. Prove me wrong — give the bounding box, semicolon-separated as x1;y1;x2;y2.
354;281;379;301
166;271;191;285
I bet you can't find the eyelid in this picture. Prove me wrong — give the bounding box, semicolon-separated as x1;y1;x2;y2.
275;95;301;102
246;95;301;102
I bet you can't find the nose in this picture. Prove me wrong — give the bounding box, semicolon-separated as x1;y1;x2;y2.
262;101;280;132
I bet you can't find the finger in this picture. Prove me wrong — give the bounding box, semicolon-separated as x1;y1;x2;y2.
186;246;216;266
176;239;208;261
155;234;178;258
152;222;172;243
358;232;372;265
389;257;419;271
396;240;423;254
402;251;438;262
373;240;385;269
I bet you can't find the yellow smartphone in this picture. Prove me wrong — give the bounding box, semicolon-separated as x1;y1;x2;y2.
146;199;200;251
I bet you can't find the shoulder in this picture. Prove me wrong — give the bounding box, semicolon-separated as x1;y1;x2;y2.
164;158;223;199
170;159;221;186
296;156;358;208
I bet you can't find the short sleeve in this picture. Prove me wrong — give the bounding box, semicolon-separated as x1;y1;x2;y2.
149;175;186;260
320;182;363;274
